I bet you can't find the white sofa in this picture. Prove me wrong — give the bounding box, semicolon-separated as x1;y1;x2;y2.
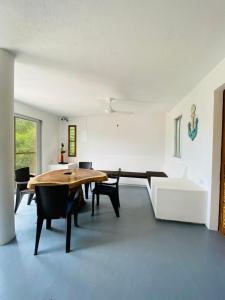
148;177;207;224
147;160;207;224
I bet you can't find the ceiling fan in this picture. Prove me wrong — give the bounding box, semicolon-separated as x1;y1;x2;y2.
104;97;133;114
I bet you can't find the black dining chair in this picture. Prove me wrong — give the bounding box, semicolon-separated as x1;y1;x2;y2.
14;167;35;213
79;161;93;199
34;185;80;255
92;168;121;217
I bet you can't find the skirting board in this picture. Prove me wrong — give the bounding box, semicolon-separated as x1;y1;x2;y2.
119;177;149;187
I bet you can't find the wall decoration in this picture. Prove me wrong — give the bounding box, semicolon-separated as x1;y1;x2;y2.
68;125;77;157
59;142;66;163
188;104;198;141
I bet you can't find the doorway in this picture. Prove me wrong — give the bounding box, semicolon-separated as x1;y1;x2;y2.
14;115;41;174
219;91;225;234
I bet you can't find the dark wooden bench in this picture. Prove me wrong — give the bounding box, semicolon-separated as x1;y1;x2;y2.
99;170;146;178
146;171;167;187
99;170;167;187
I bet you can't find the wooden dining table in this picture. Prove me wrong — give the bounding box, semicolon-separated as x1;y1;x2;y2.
27;168;108;190
28;168;108;209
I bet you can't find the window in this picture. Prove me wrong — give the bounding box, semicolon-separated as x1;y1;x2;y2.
68;125;77;157
174;115;182;158
14;115;41;174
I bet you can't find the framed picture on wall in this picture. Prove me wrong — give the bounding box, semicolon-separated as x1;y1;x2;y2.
68;125;77;157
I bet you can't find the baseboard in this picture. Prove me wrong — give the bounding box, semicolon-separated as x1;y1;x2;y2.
119;177;149;187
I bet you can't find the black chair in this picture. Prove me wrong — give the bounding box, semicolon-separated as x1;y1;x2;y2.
79;161;93;199
14;167;35;213
92;168;121;217
34;185;80;255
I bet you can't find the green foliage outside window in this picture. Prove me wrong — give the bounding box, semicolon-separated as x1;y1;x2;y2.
68;125;76;157
15;118;37;174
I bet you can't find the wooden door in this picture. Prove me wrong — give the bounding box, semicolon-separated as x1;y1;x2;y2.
219;90;225;234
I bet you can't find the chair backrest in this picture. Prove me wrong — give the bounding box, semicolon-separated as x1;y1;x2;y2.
35;185;69;219
79;161;92;169
15;167;30;182
108;168;121;185
116;168;121;185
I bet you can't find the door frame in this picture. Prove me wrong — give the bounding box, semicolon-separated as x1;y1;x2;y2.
219;91;225;234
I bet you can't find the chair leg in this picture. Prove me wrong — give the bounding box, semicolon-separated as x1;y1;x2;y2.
117;192;120;208
66;215;72;253
74;212;79;227
84;183;89;199
109;195;120;217
34;217;44;255
74;201;79;227
96;194;100;206
46;219;51;230
14;189;22;213
27;193;34;205
91;193;95;216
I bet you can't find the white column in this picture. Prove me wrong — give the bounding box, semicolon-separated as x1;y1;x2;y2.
0;49;15;245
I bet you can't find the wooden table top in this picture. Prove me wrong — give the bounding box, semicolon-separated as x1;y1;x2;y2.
27;168;107;190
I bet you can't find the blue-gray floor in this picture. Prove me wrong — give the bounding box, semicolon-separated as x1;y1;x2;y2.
1;186;225;300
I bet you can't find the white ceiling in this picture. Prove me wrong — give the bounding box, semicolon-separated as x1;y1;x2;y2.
1;0;225;116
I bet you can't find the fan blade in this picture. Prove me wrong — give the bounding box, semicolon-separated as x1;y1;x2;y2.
111;98;157;104
113;110;133;114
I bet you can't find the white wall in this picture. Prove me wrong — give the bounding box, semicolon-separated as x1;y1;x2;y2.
60;112;166;173
165;57;225;230
14;100;60;172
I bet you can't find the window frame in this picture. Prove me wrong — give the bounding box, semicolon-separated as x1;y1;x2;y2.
14;114;42;174
174;115;182;158
68;125;77;157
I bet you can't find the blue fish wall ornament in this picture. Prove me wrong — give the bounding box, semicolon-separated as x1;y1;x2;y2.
188;104;198;141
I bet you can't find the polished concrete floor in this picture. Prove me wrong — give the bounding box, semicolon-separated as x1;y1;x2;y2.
1;186;225;300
